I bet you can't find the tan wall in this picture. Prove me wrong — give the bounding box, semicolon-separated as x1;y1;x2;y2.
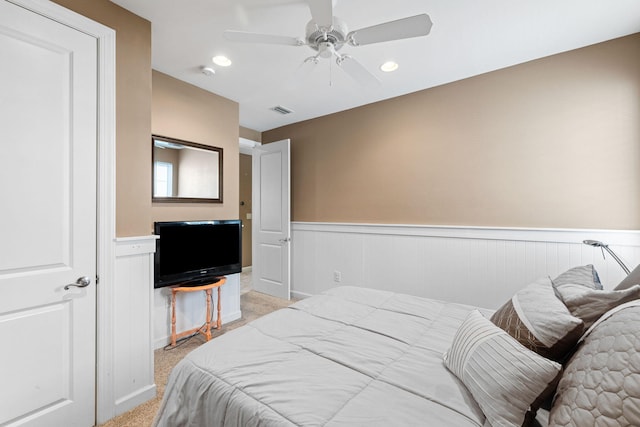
151;71;239;227
53;2;241;235
240;126;261;143
52;0;152;237
239;154;253;267
264;34;640;230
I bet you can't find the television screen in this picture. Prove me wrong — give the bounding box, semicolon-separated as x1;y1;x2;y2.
154;220;242;288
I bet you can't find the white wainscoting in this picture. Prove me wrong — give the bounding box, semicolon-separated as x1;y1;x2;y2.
153;274;242;349
112;236;157;416
111;235;243;420
291;222;640;309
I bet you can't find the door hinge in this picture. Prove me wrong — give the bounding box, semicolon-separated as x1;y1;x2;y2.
95;275;99;285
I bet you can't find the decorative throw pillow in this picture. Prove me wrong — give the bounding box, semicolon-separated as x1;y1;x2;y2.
554;284;640;329
548;305;640;426
444;310;562;427
490;277;584;362
552;264;602;290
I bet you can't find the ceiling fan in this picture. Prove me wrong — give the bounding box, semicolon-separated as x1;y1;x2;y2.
223;0;433;86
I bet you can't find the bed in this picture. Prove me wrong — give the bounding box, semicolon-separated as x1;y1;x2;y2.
153;265;640;427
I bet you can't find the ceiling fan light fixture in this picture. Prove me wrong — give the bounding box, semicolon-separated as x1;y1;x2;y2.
212;55;232;67
380;61;399;72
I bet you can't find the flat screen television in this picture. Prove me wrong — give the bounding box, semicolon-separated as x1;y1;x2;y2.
154;219;242;288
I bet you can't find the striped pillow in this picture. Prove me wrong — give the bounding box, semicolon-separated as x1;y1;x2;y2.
444;310;562;427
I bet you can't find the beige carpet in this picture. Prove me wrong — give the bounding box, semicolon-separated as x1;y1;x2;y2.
99;290;295;427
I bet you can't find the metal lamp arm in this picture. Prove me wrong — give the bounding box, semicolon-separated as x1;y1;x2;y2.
602;246;631;275
583;239;631;275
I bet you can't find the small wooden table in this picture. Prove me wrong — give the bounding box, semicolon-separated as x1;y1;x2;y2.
170;277;226;347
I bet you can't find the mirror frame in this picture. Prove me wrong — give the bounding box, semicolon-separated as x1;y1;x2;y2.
152;134;223;203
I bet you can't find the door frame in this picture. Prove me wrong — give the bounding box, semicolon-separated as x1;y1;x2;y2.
239;137;261;282
8;0;117;424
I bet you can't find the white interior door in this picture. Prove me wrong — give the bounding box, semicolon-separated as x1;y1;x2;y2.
252;139;291;299
0;1;98;425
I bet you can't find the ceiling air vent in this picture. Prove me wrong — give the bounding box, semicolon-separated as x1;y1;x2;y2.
271;105;293;115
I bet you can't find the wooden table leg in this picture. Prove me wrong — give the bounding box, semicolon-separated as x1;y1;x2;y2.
204;288;212;341
216;285;222;329
171;289;177;347
169;277;226;346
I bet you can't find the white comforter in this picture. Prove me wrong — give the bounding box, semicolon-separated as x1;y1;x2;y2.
153;286;492;426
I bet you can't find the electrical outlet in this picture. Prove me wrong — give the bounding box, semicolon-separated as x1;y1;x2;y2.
333;271;342;282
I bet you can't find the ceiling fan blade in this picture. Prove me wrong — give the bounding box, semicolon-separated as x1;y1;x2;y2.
348;14;433;46
307;0;333;29
337;55;380;87
223;30;303;46
286;57;319;90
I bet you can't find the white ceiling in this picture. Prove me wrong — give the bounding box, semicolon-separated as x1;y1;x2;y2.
110;0;640;132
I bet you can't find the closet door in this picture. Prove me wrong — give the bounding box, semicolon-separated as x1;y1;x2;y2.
0;1;98;425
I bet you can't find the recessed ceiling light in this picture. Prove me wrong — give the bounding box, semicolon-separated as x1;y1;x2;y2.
212;55;232;67
380;61;399;72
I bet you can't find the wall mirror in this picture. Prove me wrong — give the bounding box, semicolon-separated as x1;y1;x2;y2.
152;135;223;203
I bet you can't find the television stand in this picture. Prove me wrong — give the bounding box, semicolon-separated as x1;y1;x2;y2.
170;277;226;347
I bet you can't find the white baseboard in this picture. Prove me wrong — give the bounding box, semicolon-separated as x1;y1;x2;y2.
114;384;157;417
291;290;312;300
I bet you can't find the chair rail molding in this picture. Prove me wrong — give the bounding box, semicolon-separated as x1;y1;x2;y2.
291;222;640;309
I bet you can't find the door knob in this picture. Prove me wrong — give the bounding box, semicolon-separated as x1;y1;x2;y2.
64;276;91;290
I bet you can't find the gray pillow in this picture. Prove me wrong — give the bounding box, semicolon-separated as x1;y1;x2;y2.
554;284;640;328
549;305;640;426
552;264;602;290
